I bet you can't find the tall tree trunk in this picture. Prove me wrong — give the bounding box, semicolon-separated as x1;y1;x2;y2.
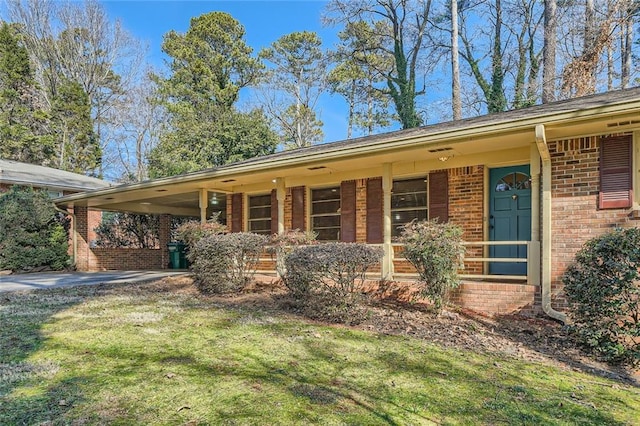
607;44;614;90
488;0;506;113
584;0;597;91
451;0;461;120
542;0;557;103
621;3;634;88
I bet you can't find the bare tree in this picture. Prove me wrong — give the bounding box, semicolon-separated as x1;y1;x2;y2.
543;0;557;103
104;72;166;181
325;0;437;129
451;0;461;120
6;0;145;176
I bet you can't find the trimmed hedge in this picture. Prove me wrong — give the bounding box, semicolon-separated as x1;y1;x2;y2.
284;243;382;323
400;219;465;313
188;232;267;294
563;227;640;366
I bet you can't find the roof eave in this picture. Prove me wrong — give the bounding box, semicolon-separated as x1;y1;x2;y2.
55;96;640;207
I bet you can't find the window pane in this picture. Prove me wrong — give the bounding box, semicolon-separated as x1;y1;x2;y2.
249;219;271;233
515;172;531;189
315;228;340;241
312;215;341;229
391;193;427;209
249;206;271;219
312;200;341;215
312;187;340;201
393;178;426;194
393;209;427;225
249;194;272;207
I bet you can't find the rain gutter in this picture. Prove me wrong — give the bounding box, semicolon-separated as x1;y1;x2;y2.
535;124;567;323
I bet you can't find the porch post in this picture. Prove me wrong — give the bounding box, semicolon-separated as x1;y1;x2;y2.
382;163;394;279
530;143;540;243
159;214;171;269
276;177;286;234
529;143;541;287
199;188;208;224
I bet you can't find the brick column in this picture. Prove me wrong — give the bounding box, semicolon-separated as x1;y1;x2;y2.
74;206;90;271
159;214;171;269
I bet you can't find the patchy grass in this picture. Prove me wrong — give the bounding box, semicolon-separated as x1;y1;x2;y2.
1;278;639;425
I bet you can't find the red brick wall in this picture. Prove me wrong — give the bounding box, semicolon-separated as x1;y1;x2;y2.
450;282;538;315
88;248;164;270
549;135;639;308
74;207;170;271
449;165;484;274
356;179;368;242
284;186;307;231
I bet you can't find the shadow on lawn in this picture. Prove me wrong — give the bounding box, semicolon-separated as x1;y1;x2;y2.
1;277;635;425
364;289;640;388
0;279;195;425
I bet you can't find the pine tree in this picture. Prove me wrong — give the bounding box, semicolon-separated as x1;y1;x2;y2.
0;22;54;164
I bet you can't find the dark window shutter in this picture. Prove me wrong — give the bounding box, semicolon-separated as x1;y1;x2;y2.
600;135;632;209
291;186;305;231
341;180;356;242
271;189;278;234
366;177;383;243
429;171;449;222
231;193;243;232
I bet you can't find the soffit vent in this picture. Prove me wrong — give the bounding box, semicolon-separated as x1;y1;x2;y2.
607;119;640;128
428;147;453;153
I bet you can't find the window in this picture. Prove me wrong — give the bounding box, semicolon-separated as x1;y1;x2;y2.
209;192;226;225
494;172;531;192
392;177;427;237
311;186;340;240
248;194;272;235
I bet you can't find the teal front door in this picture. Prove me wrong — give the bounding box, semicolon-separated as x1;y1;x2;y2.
489;165;531;275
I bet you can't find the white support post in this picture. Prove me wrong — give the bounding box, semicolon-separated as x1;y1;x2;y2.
276;177;286;235
382;163;393;279
199;188;208;224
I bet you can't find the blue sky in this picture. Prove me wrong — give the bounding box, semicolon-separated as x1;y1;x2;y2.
103;0;354;143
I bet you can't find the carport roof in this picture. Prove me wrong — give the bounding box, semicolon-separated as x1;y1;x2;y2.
55;87;640;216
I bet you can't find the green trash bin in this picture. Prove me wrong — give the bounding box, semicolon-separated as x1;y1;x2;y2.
168;242;188;269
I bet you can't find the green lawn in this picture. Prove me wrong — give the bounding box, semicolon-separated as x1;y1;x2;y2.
1;278;638;425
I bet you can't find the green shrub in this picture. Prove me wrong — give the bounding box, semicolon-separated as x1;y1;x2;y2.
267;229;316;277
94;212;160;248
175;212;228;247
284;243;383;324
563;227;640;366
188;232;267;294
400;219;465;313
0;186;70;272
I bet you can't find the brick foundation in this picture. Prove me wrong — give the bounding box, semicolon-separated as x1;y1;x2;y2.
88;248;164;270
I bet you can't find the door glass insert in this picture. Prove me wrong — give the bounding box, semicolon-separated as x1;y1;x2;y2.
495;172;531;192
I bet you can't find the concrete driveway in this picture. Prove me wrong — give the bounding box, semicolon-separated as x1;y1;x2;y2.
0;270;188;293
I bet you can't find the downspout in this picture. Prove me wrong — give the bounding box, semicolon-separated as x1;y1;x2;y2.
54;205;77;269
535;124;567;323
